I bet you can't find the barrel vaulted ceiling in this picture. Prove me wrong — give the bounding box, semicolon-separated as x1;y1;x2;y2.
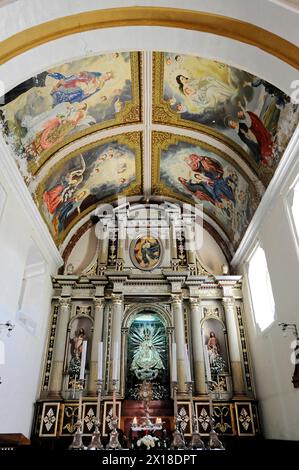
0;50;298;259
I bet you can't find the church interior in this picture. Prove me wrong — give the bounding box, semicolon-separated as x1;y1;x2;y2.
0;0;299;456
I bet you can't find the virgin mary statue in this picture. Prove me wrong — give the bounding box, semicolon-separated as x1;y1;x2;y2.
130;326;165;380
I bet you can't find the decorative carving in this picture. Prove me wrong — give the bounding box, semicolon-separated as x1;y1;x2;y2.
115;259;124;271
236;306;253;393
189;297;201;308
93;298;105;309
111;294;123;305
203;306;223;321
171;294;182;305
42;305;59;390
75;305;92;317
59;297;72;309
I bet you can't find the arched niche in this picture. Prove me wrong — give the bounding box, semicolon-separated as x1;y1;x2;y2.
201;311;233;400
121;304;173;400
63;308;94;395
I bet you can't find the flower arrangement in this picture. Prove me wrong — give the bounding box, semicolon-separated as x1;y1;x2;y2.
137;435;159;450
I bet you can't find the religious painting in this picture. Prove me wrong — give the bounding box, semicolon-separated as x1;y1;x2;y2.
0;51;141;179
130;235;162;270
153;52;299;184
66;315;93;386
152;132;257;247
202;318;229;379
36;132;142;244
126;312;169;400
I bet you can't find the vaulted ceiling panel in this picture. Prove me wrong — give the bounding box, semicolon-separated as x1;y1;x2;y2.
153;52;299;186
0;49;298;258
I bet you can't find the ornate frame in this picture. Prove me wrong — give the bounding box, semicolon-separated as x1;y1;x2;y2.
129;234;164;271
35;131;143;245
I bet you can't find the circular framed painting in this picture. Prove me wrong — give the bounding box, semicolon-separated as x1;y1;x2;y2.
130;235;162;271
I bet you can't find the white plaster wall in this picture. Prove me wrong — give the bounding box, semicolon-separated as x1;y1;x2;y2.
0;166;58;438
0;0;298;44
241;158;299;440
67;226;98;273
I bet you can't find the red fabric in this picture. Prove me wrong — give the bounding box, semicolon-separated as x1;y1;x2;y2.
188;154;223;176
247;111;273;161
43;185;64;214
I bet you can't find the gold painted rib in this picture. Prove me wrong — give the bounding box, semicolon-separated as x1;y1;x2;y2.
0;7;298;69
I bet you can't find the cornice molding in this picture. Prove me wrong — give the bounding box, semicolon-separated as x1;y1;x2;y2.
232;124;299;267
0;7;298;69
0;135;63;270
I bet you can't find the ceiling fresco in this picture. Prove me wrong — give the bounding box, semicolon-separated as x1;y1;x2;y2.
152;132;258;248
153;52;299;186
0;51;141;180
35;132;142;244
0;50;298;256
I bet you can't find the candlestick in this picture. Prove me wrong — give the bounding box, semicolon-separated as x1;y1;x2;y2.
184;345;191;382
204;346;212;382
88;379;104;450
78;387;83;422
96;380;103;421
97;342;103;381
112;379;117;418
171;342;177;383
79;340;87;380
112;341;119;381
69;378;85;450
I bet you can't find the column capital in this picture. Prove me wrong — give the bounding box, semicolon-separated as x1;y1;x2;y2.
189;297;201;307
166;326;175;335
93;297;105;308
58;297;72;309
222;297;236;309
121;327;129;335
171;294;183;305
111;293;123;305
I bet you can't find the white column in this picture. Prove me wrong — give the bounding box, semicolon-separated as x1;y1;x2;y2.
170;217;178;259
88;298;105;394
222;297;246;395
99;226;109;265
110;294;123;393
49;297;71;396
117;219;126;260
172;295;187;394
184;223;196;265
190;297;206;395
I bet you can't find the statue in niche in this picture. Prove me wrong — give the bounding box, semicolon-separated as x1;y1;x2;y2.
68;324;88;378
207;331;227;375
130;325;165;381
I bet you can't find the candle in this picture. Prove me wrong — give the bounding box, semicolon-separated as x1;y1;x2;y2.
79;340;87;380
184;344;191;382
171;342;177;383
204;346;212;382
97;342;103;381
132;417;138;426
112;341;119;381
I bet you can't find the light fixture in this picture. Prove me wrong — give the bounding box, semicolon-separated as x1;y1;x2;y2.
0;321;15;336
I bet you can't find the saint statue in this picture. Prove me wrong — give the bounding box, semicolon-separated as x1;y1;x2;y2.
68;327;87;377
207;331;227;375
